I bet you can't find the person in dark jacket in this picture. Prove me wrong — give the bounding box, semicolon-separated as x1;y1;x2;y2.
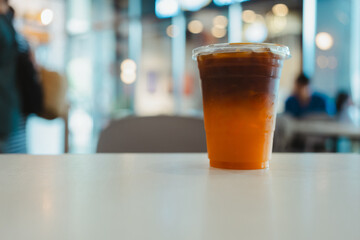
0;0;26;153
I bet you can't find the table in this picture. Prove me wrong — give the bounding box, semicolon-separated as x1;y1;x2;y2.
0;154;359;240
291;120;360;152
293;120;360;139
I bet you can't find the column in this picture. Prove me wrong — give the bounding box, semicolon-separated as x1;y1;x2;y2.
302;0;317;77
228;2;242;43
171;11;186;114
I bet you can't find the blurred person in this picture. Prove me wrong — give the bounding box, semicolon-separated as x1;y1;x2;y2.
285;74;335;152
0;1;41;153
336;91;358;124
285;73;335;118
0;0;23;153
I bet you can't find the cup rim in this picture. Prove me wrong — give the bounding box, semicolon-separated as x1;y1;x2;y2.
192;42;291;60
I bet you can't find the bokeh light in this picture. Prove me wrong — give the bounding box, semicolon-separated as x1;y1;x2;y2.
121;72;136;84
272;16;287;33
245;22;268;43
316;32;334;50
265;11;273;22
188;20;204;34
166;25;179;38
272;3;289;17
121;59;137;73
255;14;265;23
211;26;227;38
180;0;211;11
213;0;234;6
120;59;137;84
213;15;228;29
41;9;54;25
155;0;179;18
317;55;329;69
242;10;256;23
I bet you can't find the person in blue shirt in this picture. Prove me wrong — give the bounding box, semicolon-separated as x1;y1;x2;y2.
285;73;335;118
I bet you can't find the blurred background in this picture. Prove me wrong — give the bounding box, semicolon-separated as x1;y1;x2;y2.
3;0;360;154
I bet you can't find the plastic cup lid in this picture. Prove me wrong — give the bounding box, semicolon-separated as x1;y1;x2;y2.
192;43;291;60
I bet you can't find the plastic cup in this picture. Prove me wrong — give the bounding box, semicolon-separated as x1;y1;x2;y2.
193;43;290;169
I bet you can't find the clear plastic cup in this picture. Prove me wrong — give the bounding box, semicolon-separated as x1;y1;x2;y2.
193;43;290;169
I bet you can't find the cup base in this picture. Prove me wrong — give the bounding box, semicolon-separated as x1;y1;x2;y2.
210;160;269;170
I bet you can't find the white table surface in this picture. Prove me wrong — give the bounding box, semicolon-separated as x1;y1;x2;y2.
0;154;359;240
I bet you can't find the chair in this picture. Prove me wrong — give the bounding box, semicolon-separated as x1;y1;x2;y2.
273;114;295;152
97;115;207;153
